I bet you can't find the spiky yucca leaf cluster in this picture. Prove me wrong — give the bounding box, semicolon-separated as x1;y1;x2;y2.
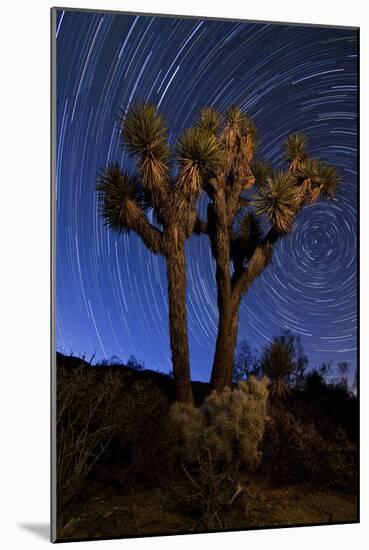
226;106;257;140
242;118;258;153
296;159;339;204
96;163;147;233
284;133;308;173
196;106;222;136
224;105;252;134
222;106;258;172
224;104;246;127
284;132;339;203
252;171;296;235
176;127;221;195
120;103;170;195
316;162;340;199
238;132;257;181
251;159;272;189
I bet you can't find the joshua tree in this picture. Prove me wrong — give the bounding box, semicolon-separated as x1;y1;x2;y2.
97;101;339;399
184;107;339;392
96;104;219;403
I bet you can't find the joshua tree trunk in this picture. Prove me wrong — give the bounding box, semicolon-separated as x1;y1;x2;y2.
210;299;239;392
210;242;274;393
166;226;194;404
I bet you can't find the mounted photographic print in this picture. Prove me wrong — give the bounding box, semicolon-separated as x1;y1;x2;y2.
51;7;359;542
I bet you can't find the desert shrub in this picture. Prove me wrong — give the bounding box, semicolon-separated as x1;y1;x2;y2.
126;355;145;370
260;408;357;493
318;429;358;493
57;362;125;517
107;379;170;485
168;377;269;529
292;370;358;442
261;408;323;483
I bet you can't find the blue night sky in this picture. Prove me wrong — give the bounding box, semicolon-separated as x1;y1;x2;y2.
55;9;358;383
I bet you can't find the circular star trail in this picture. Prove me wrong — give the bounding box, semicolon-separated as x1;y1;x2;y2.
55;9;358;382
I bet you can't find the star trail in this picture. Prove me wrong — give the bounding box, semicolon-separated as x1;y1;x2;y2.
55;9;358;383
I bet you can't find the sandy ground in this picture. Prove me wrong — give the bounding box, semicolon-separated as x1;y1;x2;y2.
58;478;358;541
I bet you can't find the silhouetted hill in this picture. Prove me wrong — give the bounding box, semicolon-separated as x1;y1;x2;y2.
56;352;210;405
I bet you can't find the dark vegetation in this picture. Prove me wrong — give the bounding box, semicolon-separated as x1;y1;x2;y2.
56;339;358;541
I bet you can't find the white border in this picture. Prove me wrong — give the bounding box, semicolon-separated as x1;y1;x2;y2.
1;1;366;548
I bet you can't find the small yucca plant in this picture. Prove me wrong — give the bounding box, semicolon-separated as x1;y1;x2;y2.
261;339;294;402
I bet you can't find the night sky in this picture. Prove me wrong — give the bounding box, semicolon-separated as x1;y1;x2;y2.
55;9;358;383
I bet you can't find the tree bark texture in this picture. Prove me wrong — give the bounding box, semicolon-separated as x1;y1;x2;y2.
210;297;239;392
166;226;194;404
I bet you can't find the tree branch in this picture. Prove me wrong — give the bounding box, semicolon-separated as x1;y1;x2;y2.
226;174;255;222
231;228;278;301
236;195;250;212
193;217;208;235
211;189;232;275
127;200;164;254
